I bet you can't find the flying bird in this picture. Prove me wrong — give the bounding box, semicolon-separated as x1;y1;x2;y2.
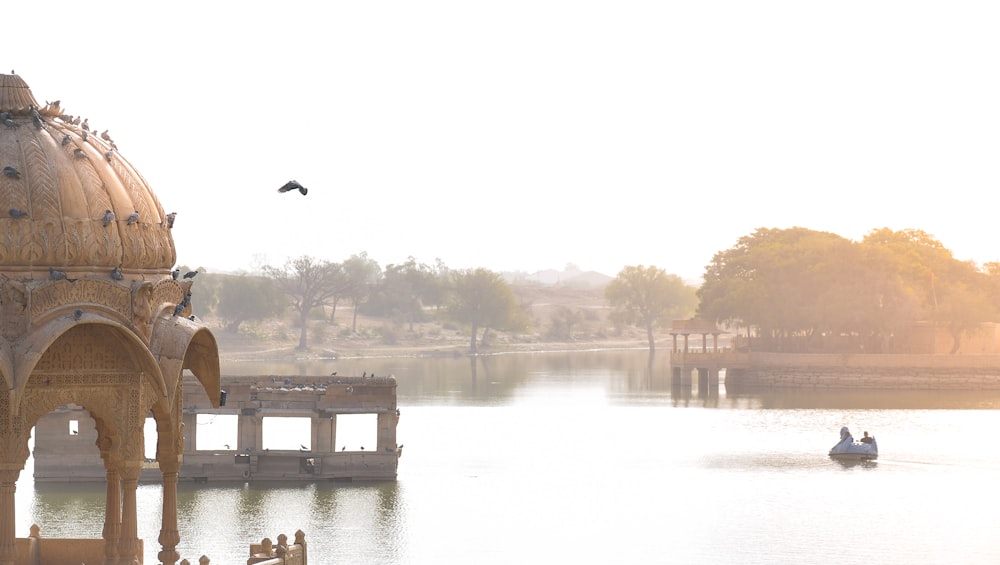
278;180;308;196
126;211;139;225
2;166;20;178
183;270;199;279
165;212;177;228
8;208;27;218
102;210;114;226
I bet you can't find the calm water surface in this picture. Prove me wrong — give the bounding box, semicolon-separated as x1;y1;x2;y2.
16;351;1000;564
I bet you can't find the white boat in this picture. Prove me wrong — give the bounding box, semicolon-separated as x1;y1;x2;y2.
828;426;878;460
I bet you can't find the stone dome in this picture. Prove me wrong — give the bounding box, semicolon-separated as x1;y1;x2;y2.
0;73;175;279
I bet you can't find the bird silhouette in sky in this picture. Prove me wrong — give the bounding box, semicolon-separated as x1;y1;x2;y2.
278;180;308;195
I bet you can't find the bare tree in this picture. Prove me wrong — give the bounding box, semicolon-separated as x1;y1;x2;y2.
263;256;350;350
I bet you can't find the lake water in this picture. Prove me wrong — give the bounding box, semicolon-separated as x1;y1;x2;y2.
16;350;1000;564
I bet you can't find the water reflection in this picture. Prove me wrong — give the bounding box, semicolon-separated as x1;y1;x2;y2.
222;349;1000;410
17;348;1000;564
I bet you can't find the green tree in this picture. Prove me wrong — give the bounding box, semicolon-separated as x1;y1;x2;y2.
364;257;447;331
606;265;697;354
861;228;994;353
216;274;287;333
263;256;351;350
548;306;585;341
699;227;876;351
340;252;382;331
446;268;527;353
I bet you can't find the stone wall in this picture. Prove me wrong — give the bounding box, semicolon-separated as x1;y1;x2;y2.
724;353;1000;389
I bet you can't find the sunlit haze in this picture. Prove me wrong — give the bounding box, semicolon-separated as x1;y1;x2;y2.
7;2;999;280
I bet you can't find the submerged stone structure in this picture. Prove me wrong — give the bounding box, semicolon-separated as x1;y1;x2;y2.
33;375;401;483
0;73;222;564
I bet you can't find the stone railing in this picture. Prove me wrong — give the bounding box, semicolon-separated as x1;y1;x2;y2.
247;531;307;565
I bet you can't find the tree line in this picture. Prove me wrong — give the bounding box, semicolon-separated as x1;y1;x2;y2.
697;227;1000;354
180;227;999;355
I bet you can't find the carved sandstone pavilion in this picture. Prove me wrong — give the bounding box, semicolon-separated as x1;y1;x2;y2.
0;73;220;565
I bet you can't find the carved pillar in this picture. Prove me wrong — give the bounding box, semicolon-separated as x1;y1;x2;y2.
183;412;198;455
0;468;19;565
103;467;121;565
158;465;181;565
117;467;141;565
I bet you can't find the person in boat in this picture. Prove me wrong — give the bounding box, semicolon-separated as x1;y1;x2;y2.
860;431;874;444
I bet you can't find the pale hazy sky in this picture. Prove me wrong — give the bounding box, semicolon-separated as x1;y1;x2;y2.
6;2;999;281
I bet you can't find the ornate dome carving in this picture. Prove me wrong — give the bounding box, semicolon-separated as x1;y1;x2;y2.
0;73;176;279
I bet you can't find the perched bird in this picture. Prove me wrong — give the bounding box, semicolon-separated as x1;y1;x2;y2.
300;444;309;451
341;446;346;451
104;151;113;163
173;302;185;317
111;266;124;281
188;314;197;321
165;212;177;228
2;166;20;178
100;129;112;142
172;268;180;280
30;106;43;129
9;208;28;218
49;267;68;280
126;211;139;225
81;118;89;131
278;180;308;195
80;130;88;142
102;209;114;226
2;118;18;128
61;134;71;146
183;270;199;279
73;309;83;321
73;148;86;158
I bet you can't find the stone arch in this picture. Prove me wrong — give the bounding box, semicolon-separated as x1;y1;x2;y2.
10;315;167;415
